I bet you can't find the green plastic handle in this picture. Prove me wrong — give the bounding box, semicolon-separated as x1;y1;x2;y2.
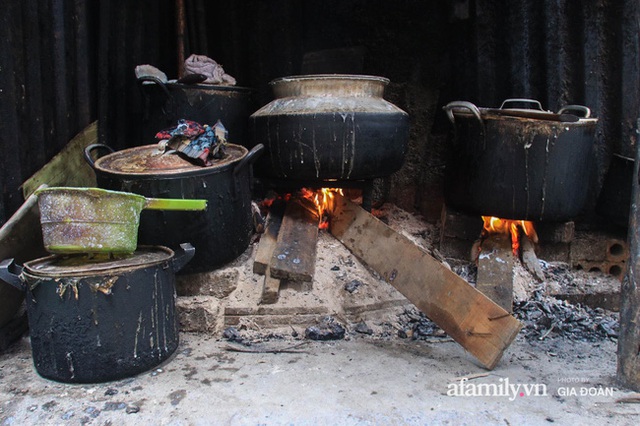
144;197;207;211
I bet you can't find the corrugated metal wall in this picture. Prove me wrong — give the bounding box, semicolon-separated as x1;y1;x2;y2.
0;0;98;223
1;0;638;226
443;0;639;166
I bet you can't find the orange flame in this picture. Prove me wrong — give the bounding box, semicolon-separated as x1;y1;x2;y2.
481;216;538;255
302;188;344;229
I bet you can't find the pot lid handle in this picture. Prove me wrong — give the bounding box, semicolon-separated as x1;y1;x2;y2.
558;105;591;119
443;101;483;125
84;144;115;168
499;98;545;111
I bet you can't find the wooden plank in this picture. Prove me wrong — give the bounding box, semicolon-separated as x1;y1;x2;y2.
329;194;521;370
270;199;319;282
260;269;281;305
21;121;98;198
253;199;286;275
476;234;514;312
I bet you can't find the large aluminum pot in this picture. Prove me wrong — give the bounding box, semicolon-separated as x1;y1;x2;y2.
0;244;194;383
443;99;597;221
249;74;410;181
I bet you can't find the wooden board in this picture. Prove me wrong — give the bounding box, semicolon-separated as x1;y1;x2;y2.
253;199;286;275
270;199;319;282
329;194;522;370
476;234;514;312
22;121;98;198
260;269;281;305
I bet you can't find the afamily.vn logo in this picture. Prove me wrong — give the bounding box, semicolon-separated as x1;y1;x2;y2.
447;378;548;401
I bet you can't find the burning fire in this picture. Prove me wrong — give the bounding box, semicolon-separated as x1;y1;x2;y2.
302;188;344;229
481;216;538;255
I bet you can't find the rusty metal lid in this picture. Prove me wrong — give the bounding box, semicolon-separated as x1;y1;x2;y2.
23;246;174;278
93;143;248;177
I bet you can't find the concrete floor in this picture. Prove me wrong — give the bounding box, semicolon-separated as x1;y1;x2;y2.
1;332;639;425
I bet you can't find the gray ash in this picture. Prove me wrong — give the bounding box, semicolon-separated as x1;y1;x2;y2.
513;291;619;342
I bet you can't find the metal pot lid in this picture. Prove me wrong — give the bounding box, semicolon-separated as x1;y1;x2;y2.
23;246;175;278
93;143;247;177
445;100;597;124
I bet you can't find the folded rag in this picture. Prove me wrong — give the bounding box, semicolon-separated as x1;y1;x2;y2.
184;54;236;85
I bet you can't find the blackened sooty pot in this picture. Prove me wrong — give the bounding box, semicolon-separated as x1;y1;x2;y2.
443;99;597;221
85;143;264;273
249;74;410;181
0;244;195;383
138;76;256;148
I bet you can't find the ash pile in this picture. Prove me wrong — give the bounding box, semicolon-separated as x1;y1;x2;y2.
395;256;620;344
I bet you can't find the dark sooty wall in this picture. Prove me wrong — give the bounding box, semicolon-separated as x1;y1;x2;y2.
1;0;638;227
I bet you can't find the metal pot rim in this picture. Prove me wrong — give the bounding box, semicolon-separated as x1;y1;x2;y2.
93;143;248;178
270;74;390;86
142;81;256;93
22;245;175;278
452;109;598;124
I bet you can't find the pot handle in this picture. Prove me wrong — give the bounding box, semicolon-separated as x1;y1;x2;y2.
500;98;545;111
233;144;265;176
558;105;591;119
171;243;196;273
443;101;483;125
0;259;25;292
137;75;173;100
84;144;115;168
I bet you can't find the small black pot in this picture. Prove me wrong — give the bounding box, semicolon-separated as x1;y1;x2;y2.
85;143;264;272
0;244;194;383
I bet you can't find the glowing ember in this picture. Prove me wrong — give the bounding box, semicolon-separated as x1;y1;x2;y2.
481;216;538;255
302;188;344;229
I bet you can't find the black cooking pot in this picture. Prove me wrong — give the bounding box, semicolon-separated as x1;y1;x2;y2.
443;99;597;221
249;74;409;181
85;143;264;273
138;76;256;147
0;244;194;383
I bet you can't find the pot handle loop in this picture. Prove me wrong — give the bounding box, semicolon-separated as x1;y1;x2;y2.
171;243;196;273
84;144;115;168
558;105;591;119
0;259;25;292
233;144;265;176
137;76;173;100
500;98;544;111
138;76;177;118
443;101;483;125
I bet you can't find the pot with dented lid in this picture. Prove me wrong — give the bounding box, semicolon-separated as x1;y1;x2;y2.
0;244;194;383
443;99;597;221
